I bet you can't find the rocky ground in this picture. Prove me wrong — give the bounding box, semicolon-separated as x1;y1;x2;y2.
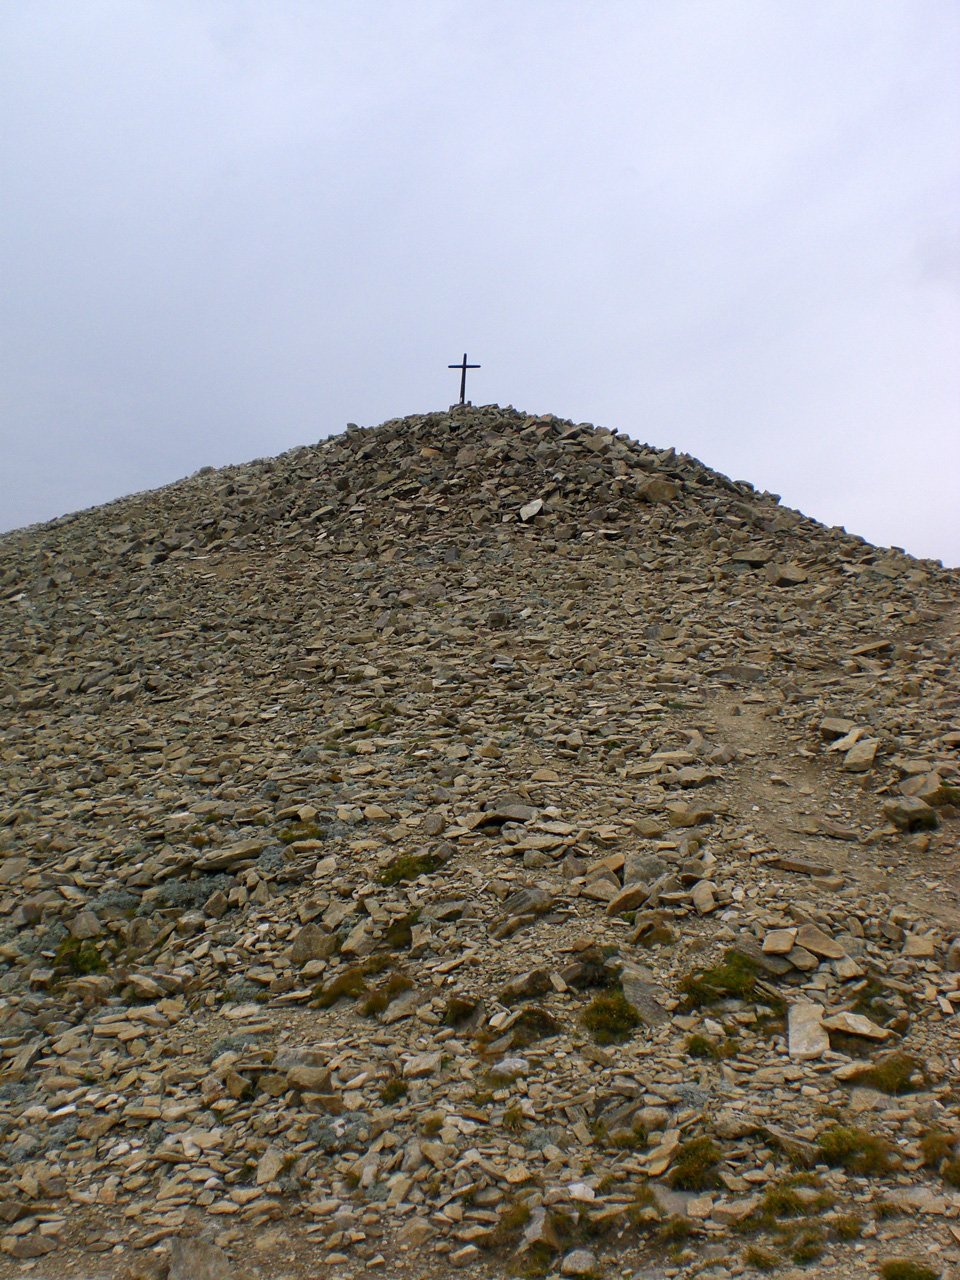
0;404;958;1280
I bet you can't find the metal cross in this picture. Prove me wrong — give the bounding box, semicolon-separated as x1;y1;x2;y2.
448;352;480;405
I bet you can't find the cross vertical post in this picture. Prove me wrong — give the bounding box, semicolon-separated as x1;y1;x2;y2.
448;353;480;405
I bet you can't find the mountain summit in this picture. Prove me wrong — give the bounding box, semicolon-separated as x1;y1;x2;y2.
1;406;958;1280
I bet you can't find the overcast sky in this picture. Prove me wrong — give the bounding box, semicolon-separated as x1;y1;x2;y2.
2;2;958;563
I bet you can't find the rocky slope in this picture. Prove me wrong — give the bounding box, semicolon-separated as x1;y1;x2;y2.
1;403;958;1280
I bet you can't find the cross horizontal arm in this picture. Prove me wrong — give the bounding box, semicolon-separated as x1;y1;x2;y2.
449;353;480;405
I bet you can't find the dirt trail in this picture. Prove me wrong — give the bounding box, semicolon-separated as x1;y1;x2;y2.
707;689;960;930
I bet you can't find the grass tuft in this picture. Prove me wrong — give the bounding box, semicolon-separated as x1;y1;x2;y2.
581;989;642;1044
510;1006;563;1046
379;1077;408;1104
441;995;478;1027
656;1215;693;1243
668;1136;722;1191
678;950;768;1009
846;1052;924;1095
312;966;367;1008
502;1105;524;1133
878;1262;940;1280
743;1244;779;1271
378;853;439;886
833;1213;864;1240
789;1224;826;1264
54;937;107;975
684;1032;740;1060
384;910;419;949
817;1125;895;1177
361;972;414;1017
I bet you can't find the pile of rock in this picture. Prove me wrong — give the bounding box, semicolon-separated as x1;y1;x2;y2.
0;405;957;1280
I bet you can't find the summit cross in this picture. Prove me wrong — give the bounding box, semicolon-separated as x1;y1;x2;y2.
448;353;480;405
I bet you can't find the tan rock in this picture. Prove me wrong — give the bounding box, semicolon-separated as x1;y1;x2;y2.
902;934;936;958
788;1002;829;1060
762;928;797;955
403;1052;443;1079
795;923;846;960
691;881;717;914
285;1065;332;1092
842;739;879;772
605;883;650;915
822;1011;891;1040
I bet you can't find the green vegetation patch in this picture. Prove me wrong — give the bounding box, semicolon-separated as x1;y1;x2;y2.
684;1032;740;1060
487;1199;531;1249
878;1262;940;1280
383;910;419;949
379;1077;408;1104
846;1052;924;1095
278;821;325;844
442;995;479;1027
918;1130;960;1185
361;972;415;1017
509;1006;563;1047
378;853;440;886
789;1223;827;1264
817;1125;895;1177
581;989;642;1044
668;1136;722;1191
678;950;777;1010
312;965;367;1008
743;1244;779;1271
54;937;107;975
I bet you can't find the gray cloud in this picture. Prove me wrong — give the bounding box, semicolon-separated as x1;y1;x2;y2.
2;0;958;562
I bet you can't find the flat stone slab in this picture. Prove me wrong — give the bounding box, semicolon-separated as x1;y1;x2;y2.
788;1002;829;1060
822;1011;891;1040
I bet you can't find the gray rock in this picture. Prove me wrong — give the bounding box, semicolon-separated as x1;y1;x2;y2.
561;1247;598;1276
623;852;668;885
288;926;335;962
168;1237;236;1280
620;965;670;1026
500;968;552;1003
